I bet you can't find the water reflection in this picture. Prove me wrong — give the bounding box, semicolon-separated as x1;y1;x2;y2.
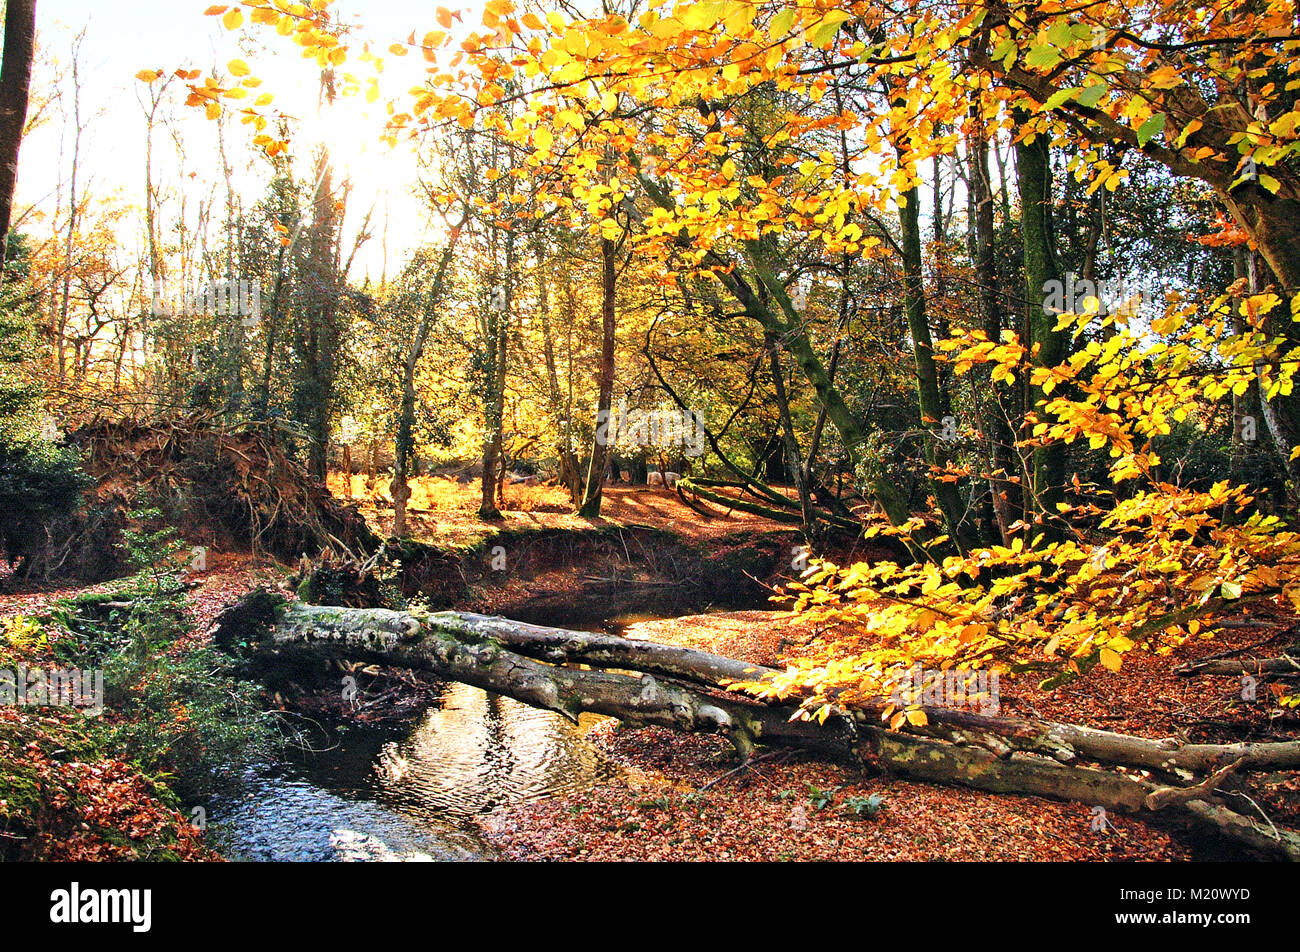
368;683;617;820
211;682;618;861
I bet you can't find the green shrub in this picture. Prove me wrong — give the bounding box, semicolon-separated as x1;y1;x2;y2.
98;646;273;802
49;503;276;802
0;247;90;574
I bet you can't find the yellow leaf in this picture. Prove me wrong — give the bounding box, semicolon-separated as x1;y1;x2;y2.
905;708;929;728
222;7;243;29
1099;648;1122;672
680;6;719;31
228;59;250;77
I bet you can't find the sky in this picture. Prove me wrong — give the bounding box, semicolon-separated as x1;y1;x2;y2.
17;0;475;283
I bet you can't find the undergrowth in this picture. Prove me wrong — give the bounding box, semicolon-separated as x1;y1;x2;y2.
0;500;275;860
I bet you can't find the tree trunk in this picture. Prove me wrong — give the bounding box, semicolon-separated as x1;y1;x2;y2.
1015;115;1068;530
0;0;35;284
899;182;973;552
969;114;1019;543
479;228;512;519
394;235;460;537
219;594;1300;860
535;233;580;504
578;233;617;518
766;332;814;529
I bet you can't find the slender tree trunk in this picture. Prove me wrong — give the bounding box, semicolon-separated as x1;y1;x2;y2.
55;40;85;382
970;119;1018;543
534;234;576;501
899;183;973;551
992;134;1012;227
479;228;511;519
395;237;459;536
767;333;813;528
579;233;617;518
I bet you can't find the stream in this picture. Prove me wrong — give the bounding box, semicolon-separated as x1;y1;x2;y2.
208;617;647;862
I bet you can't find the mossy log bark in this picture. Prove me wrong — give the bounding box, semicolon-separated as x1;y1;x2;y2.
221;594;1300;859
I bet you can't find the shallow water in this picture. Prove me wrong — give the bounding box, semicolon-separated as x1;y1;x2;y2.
209;681;619;862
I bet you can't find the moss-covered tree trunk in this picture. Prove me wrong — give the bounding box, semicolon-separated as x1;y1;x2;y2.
1015;116;1069;531
0;0;35;285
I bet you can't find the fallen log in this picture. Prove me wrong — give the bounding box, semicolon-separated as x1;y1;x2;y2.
214;593;1300;860
453;614;1300;776
221;597;842;760
864;705;1300;774
675;477;806;525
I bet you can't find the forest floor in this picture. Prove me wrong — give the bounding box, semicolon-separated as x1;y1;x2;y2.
328;473;849;546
